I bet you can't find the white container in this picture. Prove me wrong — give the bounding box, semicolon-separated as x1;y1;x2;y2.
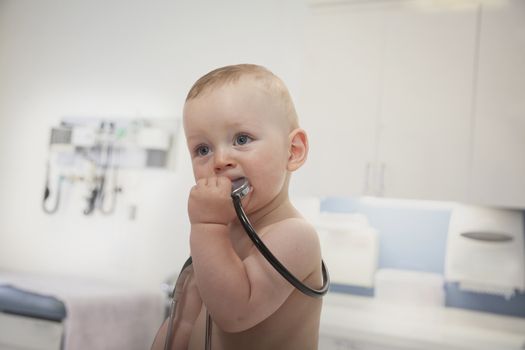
445;204;525;298
374;268;445;306
317;213;379;287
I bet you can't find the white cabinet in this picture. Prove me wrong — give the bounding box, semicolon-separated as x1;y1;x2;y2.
376;6;476;201
294;6;383;197
295;2;478;201
320;293;525;350
319;335;415;350
468;1;525;208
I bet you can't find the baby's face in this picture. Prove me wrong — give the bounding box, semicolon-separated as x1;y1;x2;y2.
183;78;292;211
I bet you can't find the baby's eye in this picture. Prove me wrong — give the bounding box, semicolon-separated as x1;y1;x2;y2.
195;145;210;157
234;134;253;146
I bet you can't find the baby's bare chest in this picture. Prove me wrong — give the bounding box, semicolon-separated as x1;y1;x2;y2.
188;294;321;350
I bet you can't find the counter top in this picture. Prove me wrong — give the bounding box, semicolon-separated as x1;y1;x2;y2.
320;293;525;350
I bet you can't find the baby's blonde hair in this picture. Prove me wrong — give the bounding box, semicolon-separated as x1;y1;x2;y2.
186;64;299;130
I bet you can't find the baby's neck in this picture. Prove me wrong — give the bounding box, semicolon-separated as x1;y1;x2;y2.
255;189;295;223
228;193;298;258
231;191;299;233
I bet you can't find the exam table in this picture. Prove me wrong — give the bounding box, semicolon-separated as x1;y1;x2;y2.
0;271;165;350
0;284;66;350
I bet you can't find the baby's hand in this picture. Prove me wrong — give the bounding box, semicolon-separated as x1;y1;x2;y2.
188;176;236;226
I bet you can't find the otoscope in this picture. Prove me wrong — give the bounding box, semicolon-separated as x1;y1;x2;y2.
163;178;330;350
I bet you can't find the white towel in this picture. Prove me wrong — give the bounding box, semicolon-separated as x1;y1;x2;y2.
0;271;165;350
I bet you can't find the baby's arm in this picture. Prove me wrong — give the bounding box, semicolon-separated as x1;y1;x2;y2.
188;179;321;332
192;218;321;331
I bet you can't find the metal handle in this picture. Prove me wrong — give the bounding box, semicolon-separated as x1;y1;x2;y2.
378;162;386;196
363;162;372;195
205;311;212;350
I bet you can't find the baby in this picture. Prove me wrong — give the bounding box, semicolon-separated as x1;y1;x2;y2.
152;64;325;350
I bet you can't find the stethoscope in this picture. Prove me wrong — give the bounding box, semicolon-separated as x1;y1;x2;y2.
164;179;330;350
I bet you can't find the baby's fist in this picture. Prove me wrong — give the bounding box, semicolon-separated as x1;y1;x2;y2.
188;176;236;226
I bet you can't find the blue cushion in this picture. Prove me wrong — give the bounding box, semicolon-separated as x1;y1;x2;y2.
0;284;66;322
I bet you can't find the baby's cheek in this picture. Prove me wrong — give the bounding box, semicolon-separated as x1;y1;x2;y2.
192;165;210;182
257;169;287;196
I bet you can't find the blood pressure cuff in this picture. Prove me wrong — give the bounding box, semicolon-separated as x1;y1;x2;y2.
0;284;66;322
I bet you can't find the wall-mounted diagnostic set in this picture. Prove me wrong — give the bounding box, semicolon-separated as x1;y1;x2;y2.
42;117;179;216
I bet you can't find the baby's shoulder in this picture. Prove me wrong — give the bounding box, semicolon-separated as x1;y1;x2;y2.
265;217;320;248
270;216;316;234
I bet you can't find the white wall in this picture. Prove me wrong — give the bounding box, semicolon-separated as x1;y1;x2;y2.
0;0;308;290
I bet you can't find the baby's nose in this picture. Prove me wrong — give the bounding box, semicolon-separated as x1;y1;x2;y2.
213;149;235;173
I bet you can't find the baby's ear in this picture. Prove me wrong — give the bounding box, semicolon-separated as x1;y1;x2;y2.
287;128;309;172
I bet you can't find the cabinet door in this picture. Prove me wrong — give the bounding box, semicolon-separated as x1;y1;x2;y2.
377;4;478;201
319;334;427;350
293;6;383;196
469;0;525;208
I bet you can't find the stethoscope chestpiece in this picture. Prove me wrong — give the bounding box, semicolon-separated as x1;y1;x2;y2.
231;178;250;200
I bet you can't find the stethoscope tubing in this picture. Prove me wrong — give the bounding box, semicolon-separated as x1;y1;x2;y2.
164;257;193;350
164;191;330;350
232;195;330;298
